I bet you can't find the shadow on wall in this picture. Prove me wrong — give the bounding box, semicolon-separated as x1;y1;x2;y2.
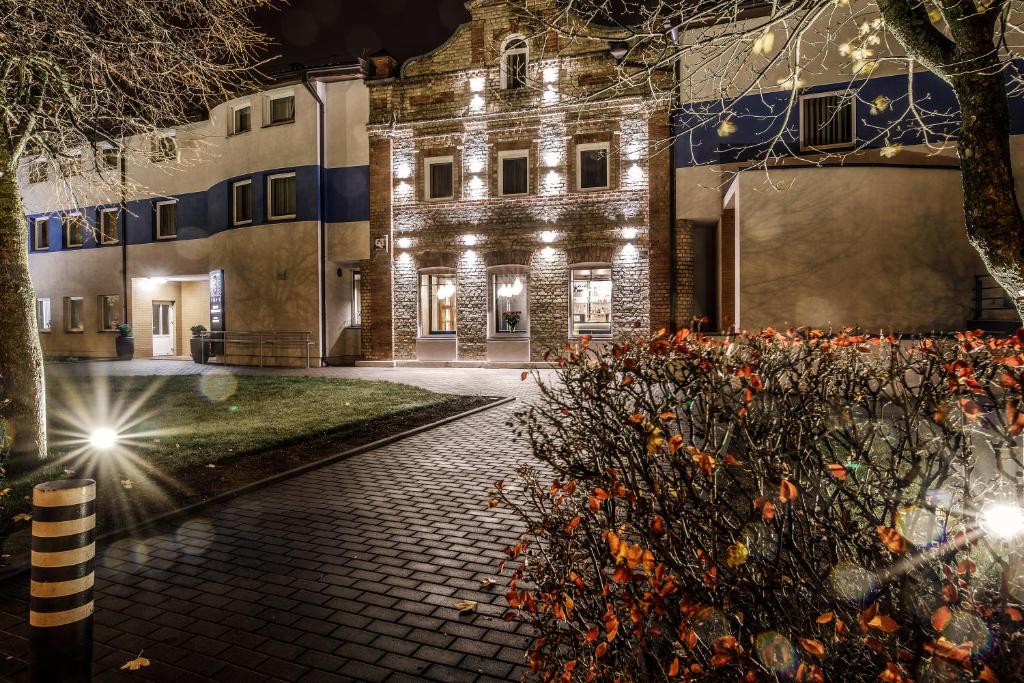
735;166;982;333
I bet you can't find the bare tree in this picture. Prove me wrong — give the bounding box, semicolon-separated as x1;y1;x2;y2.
510;0;1024;321
0;0;274;465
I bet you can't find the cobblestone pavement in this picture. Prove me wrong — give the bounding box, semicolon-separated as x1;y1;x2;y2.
0;365;556;682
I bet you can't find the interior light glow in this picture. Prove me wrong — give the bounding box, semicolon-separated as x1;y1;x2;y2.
89;427;119;450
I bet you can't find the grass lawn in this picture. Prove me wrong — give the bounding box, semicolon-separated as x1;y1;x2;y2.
0;373;491;564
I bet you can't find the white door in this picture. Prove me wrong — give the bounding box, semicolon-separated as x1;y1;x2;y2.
152;301;175;356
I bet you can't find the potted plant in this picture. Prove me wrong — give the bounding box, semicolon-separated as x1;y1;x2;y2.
502;310;522;333
115;324;134;360
189;324;208;364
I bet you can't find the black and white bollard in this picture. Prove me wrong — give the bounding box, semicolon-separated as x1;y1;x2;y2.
29;479;96;683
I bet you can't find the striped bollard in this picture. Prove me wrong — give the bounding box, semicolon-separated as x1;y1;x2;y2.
30;479;96;683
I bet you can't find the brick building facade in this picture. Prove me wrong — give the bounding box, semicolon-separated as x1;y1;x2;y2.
361;0;688;365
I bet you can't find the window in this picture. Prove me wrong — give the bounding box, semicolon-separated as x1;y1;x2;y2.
37;299;52;332
33;218;49;251
231;103;252;134
64;297;84;333
98;295;120;331
266;93;295;125
155;200;177;239
151;133;177;162
425;157;454;200
493;273;527;334
59;152;82;177
267;173;297;219
498;150;529;196
232;179;253;225
98;145;120;170
420;273;457;335
99;208;119;244
64;213;85;248
502;37;528;90
570;268;612;336
577;142;610;191
351;271;362;327
800;92;855;150
29;159;48;184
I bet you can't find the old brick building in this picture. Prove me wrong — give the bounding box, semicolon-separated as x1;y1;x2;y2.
361;0;687;365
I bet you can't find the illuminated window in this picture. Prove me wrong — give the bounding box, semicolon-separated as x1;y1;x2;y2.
64;297;84;333
502;37;528;90
493;272;527;334
64;213;86;248
570;267;612;337
98;295;120;331
266;92;295;125
37;298;51;332
33;218;49;251
577;142;610;191
99;208;119;244
351;271;362;326
425;156;454;200
155;200;177;239
420;273;457;335
498;150;529;196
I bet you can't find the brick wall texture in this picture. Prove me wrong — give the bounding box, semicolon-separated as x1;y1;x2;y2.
365;0;692;362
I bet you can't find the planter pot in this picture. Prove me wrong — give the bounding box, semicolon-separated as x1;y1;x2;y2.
190;337;208;364
115;336;134;361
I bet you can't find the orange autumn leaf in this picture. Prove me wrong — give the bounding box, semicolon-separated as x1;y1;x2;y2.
931;606;952;631
867;614;899;633
585;626;599;643
877;525;908;553
827;463;848;480
798;637;825;657
779;479;798;504
815;612;834;624
650;515;666;537
959;397;982;420
668;658;680;677
980;665;999;683
754;496;776;522
595;641;608;658
691;450;716;476
520;371;529;381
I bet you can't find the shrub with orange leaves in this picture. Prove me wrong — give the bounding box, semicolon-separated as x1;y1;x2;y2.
501;328;1024;681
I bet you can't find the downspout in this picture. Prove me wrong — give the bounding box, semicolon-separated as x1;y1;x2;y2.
302;74;328;367
120;141;129;326
666;21;680;331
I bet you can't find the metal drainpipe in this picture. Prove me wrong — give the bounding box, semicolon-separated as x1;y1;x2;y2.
302;74;328;367
120;142;128;325
667;23;680;331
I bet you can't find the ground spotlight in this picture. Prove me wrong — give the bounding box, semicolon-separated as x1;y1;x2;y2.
89;427;119;450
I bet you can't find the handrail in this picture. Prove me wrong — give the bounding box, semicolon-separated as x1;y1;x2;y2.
199;331;313;368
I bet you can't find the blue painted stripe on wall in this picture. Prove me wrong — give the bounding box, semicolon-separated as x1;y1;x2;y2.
672;67;1018;168
26;164;369;253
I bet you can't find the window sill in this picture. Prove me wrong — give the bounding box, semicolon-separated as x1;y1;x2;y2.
32;249;49;253
498;192;530;198
267;215;297;222
487;335;530;341
232;220;253;227
100;241;120;247
228;130;252;137
577;185;610;193
424;196;454;203
156;235;177;241
262;120;295;128
65;244;84;249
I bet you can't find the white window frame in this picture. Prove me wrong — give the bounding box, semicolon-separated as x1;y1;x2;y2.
155;199;178;240
489;268;529;337
424;156;455;201
64;213;85;248
569;266;614;338
97;295;120;332
151;132;178;163
501;36;529;90
99;207;119;244
37;298;52;332
498;150;530;197
33;217;49;251
799;90;857;151
64;296;85;333
264;90;296;126
230;102;253;135
232;179;253;225
576;142;611;192
266;172;297;220
98;143;120;170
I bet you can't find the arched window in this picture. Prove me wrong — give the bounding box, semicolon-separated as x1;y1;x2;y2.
502;37;528;90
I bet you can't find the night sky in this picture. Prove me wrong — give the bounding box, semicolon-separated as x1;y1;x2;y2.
254;0;472;72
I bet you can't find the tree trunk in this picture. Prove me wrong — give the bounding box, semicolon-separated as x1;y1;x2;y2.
0;146;47;467
952;69;1024;323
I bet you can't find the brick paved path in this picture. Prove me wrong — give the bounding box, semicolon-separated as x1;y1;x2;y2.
0;367;552;682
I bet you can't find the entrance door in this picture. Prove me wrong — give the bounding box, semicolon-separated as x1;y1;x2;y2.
152;301;175;356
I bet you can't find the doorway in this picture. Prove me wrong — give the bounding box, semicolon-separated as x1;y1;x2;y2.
152;301;175;356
